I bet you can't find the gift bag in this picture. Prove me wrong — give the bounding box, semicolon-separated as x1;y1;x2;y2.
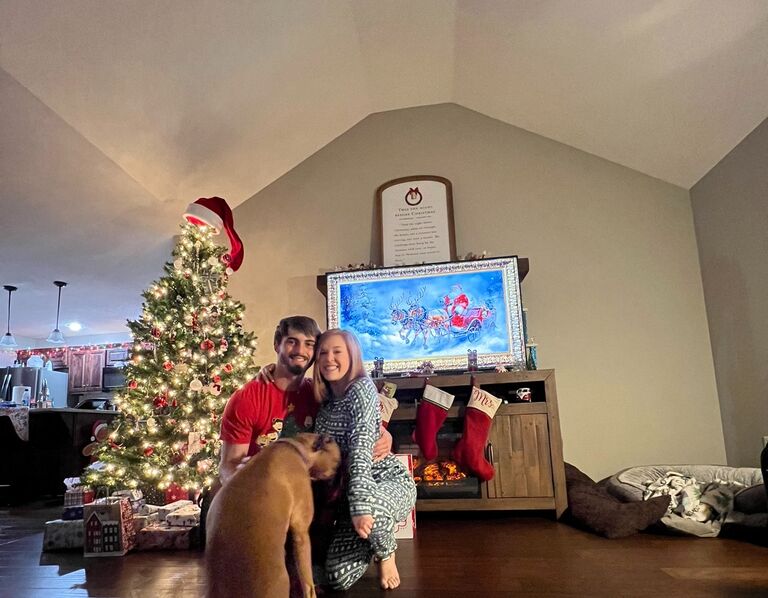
393;454;417;539
83;497;136;557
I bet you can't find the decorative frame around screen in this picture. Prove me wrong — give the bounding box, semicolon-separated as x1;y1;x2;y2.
326;257;526;374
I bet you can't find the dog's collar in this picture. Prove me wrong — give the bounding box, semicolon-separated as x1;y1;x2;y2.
274;437;312;469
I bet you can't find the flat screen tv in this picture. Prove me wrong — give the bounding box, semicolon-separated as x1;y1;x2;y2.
325;256;526;374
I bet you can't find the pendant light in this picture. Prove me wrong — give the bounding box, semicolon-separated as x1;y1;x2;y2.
46;281;67;344
0;285;17;348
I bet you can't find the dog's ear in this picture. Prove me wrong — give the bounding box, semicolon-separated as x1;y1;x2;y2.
312;434;332;452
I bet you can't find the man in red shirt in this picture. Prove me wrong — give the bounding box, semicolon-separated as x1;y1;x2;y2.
218;315;391;485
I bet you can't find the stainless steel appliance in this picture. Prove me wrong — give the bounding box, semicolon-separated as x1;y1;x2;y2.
0;367;69;407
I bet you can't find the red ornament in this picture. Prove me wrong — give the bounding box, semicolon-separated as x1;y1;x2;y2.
171;398;178;408
223;363;233;373
151;327;161;338
163;360;174;371
212;375;222;384
128;380;138;389
200;339;215;351
143;446;154;457
220;338;229;350
152;395;168;409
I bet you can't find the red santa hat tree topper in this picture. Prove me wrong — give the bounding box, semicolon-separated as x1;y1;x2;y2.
183;197;244;272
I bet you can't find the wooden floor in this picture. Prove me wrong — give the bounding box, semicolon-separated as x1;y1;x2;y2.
2;502;768;597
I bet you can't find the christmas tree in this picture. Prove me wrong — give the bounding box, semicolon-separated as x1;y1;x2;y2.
82;219;258;495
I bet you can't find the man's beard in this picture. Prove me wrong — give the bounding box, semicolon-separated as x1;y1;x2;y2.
281;354;307;376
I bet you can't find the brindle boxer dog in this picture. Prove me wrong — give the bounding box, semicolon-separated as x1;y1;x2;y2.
205;433;341;598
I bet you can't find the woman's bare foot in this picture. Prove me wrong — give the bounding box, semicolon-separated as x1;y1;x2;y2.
377;553;400;590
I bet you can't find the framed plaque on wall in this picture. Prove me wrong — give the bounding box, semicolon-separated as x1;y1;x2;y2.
376;175;457;266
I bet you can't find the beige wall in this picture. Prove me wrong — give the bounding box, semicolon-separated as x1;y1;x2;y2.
231;103;725;479
690;117;768;468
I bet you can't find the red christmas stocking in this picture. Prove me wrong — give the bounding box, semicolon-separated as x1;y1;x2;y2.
451;387;502;481
378;394;399;428
413;385;455;461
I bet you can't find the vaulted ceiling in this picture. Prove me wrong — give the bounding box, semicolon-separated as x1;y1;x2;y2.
1;0;767;339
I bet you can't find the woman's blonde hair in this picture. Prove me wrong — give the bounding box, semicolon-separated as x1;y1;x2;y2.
312;329;368;403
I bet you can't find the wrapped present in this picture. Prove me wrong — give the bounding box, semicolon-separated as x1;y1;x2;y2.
136;523;194;551
158;499;193;520
164;483;189;504
140;485;165;506
113;489;144;501
139;504;162;516
393;454;416;540
63;477;94;506
62;505;84;521
132;513;160;531
43;519;84;551
64;488;95;507
166;504;201;527
83;497;136;557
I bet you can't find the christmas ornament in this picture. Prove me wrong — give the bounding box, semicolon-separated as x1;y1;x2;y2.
163;361;174;371
81;421;109;461
144;446;155;457
153;395;168;409
207;384;222;397
189;379;203;391
451;387;502;481
212;375;221;384
151;327;161;338
183;197;244;272
173;258;183;270
128;380;138;389
414;385;454;461
223;363;233;373
200;339;215;351
220;338;229;350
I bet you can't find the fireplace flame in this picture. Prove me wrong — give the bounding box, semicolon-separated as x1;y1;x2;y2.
413;459;467;484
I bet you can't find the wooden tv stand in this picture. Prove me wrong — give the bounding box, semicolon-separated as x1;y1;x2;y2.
382;369;567;518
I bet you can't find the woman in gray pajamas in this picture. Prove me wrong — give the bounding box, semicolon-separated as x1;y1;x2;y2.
313;328;417;591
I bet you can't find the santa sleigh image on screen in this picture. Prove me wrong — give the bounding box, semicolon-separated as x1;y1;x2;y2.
390;285;495;348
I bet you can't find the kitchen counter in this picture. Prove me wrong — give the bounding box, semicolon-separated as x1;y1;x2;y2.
1;407;119;504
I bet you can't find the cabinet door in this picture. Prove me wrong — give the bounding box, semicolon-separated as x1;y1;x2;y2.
68;352;87;391
486;413;554;498
84;351;105;389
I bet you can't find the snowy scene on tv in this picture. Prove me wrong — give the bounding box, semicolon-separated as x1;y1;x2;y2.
336;270;511;362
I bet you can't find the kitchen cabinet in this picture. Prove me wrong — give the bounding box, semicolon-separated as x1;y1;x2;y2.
68;350;106;393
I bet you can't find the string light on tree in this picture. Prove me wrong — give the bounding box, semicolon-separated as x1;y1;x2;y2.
82;197;258;493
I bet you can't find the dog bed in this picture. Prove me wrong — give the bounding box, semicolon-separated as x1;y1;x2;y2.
603;464;766;537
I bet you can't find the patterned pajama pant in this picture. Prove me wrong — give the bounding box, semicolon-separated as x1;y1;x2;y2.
325;462;416;591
